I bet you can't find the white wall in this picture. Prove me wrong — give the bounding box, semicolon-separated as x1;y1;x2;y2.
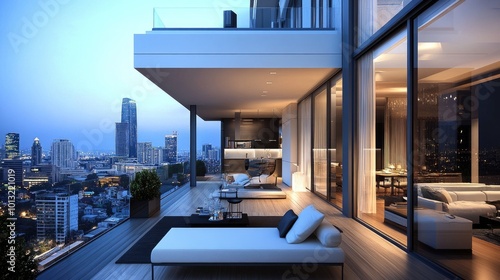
281;103;298;186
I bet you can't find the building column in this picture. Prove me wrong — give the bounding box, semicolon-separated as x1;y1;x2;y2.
341;0;354;217
190;105;197;187
282;103;298;187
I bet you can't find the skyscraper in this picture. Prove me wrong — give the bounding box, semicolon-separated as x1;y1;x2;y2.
121;98;137;158
115;122;129;157
31;137;42;165
5;133;20;159
164;131;178;163
36;193;78;244
51;139;75;168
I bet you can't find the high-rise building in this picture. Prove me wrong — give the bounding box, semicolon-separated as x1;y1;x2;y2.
164;131;178;163
152;147;164;165
36;193;78;244
0;145;4;160
51;139;75;169
115;122;129;157
137;142;153;164
5;133;20;159
202;144;212;160
121;98;137;158
31;137;43;165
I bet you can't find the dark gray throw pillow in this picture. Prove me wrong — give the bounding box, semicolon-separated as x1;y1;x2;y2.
420;186;448;203
277;209;298;238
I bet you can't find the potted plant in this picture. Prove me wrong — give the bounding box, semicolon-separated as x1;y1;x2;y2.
130;169;161;218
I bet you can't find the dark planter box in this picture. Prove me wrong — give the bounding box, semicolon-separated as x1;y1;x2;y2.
130;197;160;218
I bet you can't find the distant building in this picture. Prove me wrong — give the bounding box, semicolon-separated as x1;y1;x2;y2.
202;144;212;160
51;139;75;169
208;148;220;161
0;145;5;159
5;133;20;159
164;131;178;163
152;147;163;165
121;98;137;158
115;122;129;157
26;164;54;185
36;193;78;244
31;137;43;165
137;142;153;164
0;159;23;186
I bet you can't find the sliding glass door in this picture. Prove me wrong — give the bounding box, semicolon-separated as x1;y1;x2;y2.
313;86;328;198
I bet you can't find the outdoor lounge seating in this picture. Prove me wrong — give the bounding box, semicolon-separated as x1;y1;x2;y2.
150;205;345;279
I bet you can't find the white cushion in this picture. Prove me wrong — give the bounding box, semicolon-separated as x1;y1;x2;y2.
454;191;487;202
232;173;250;185
437;189;453;204
286;205;324;244
314;220;342;247
483;191;500;201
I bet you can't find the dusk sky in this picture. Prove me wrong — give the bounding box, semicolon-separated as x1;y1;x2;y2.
0;1;247;153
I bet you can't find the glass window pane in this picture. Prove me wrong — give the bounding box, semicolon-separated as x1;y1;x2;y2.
358;0;413;46
357;30;407;245
330;77;343;208
314;87;328;198
414;1;500;278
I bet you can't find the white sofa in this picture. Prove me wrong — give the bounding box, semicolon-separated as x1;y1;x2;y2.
417;183;500;224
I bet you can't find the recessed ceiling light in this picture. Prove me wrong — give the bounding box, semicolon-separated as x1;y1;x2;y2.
266;81;273;85
262;90;268;94
269;71;277;75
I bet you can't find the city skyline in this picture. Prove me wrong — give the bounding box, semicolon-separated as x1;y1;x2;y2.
0;1;234;152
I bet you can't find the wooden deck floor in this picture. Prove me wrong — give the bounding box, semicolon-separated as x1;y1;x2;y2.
38;181;463;280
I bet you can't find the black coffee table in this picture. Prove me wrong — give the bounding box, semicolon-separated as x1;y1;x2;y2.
186;213;249;227
479;215;500;228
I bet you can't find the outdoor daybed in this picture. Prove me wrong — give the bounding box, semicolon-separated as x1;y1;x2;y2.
150;205;345;279
215;173;287;199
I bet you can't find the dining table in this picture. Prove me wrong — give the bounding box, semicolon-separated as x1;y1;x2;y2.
375;170;407;196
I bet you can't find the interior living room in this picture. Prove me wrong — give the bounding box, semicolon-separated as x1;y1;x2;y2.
37;1;499;279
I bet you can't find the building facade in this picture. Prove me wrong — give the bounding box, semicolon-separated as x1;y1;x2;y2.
51;139;75;169
36;193;78;244
5;132;20;159
115;122;129;157
133;1;500;278
137;142;153;164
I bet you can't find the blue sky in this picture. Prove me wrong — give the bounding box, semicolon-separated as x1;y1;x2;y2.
0;0;246;153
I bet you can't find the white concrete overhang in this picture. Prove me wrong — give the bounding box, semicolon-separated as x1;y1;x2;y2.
134;29;341;120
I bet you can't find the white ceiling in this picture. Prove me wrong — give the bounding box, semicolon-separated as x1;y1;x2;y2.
137;68;337;120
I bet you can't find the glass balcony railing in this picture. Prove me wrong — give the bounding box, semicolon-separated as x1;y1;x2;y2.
153;3;341;30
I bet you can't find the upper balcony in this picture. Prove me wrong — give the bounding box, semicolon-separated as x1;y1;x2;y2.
134;2;342;121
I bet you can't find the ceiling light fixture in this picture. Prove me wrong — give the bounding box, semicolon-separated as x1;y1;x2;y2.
269;71;277;75
266;81;273;85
